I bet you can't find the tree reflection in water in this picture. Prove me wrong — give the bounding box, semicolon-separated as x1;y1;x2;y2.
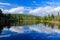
0;21;11;34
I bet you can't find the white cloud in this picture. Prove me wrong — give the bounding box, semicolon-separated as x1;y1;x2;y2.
3;6;32;14
9;26;31;33
29;6;60;16
3;6;60;16
9;27;24;33
8;7;24;13
29;24;60;34
2;6;25;14
0;2;11;6
3;10;9;13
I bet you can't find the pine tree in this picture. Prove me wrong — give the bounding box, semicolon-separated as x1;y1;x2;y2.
0;9;4;16
0;9;2;14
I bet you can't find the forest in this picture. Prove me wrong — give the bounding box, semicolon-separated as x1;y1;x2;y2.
0;9;60;26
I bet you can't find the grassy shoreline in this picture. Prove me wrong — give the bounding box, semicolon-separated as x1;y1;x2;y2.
48;21;60;25
40;20;60;25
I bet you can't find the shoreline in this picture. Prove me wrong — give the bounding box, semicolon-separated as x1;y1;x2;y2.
40;20;60;25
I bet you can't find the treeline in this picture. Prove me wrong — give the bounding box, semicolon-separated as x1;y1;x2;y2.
3;13;60;22
0;9;15;26
5;14;41;22
1;9;60;23
41;12;60;21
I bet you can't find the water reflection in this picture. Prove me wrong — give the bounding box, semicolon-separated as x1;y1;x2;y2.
1;22;60;34
1;22;60;40
0;21;40;34
1;23;60;34
0;21;11;35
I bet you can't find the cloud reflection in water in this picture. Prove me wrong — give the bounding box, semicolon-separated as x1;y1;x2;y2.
0;24;60;40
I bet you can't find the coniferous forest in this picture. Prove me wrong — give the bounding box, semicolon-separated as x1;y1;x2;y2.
0;9;60;26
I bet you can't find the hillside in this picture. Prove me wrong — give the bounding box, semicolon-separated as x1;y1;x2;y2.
5;14;41;22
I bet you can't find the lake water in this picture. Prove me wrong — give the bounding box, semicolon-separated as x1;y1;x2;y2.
0;22;60;40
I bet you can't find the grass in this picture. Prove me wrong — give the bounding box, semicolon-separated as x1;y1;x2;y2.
40;20;60;25
48;20;60;25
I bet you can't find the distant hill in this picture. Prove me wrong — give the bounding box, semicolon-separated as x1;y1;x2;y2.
5;13;41;21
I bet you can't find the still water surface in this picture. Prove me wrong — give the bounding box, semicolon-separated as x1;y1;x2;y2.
0;22;60;40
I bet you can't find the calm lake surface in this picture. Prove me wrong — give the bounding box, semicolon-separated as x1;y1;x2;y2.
0;22;60;40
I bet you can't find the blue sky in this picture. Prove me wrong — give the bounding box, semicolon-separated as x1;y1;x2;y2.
0;0;58;9
0;0;60;16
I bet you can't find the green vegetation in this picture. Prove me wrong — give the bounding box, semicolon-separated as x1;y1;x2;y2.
0;9;14;26
39;12;60;25
1;9;60;26
5;14;41;22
